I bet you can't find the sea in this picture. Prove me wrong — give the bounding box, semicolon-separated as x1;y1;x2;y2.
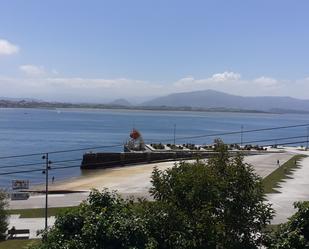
1;107;309;189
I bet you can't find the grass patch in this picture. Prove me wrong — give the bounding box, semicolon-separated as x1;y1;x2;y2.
0;239;40;249
7;206;78;218
262;154;306;194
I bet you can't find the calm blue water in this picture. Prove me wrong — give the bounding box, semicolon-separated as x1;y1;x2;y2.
1;108;309;188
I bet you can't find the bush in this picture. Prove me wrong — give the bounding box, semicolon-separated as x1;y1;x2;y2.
0;190;8;241
266;201;309;249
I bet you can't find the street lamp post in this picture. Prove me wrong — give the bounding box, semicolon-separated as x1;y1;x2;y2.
42;153;52;234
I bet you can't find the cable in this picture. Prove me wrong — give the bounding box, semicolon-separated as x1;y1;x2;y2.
150;124;309;142
243;140;308;147
0;161;44;170
0;134;303;169
1;123;309;171
231;135;309;145
0;139;307;176
0;158;83;169
0;153;214;176
49;158;82;164
48;144;123;155
0;135;307;170
146;123;309;143
0;168;48;176
0;144;123;160
0;152;46;160
1;123;309;160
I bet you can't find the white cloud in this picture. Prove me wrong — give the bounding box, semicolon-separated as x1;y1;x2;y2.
173;71;242;92
173;76;196;87
0;76;165;102
20;65;46;76
171;73;288;97
45;77;148;89
0;39;19;55
210;71;241;82
254;76;278;86
51;69;59;75
2;72;309;102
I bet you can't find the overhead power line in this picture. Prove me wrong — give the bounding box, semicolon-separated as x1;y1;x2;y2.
0;138;308;176
0;158;83;170
147;123;309;143
1;123;309;160
0;144;123;160
0;161;44;170
0;134;309;170
0;167;48;176
236;135;309;145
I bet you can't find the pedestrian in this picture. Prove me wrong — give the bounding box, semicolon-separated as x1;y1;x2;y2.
10;226;16;239
52;176;55;183
277;159;280;167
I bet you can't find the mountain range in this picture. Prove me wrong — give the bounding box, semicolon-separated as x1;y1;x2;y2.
1;90;309;113
141;90;309;113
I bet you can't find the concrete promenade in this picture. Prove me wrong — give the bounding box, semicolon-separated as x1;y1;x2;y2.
8;215;55;239
267;148;309;224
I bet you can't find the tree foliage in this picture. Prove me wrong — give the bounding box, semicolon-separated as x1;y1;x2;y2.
266;201;309;249
35;190;152;249
0;190;8;241
33;142;273;249
148;141;274;248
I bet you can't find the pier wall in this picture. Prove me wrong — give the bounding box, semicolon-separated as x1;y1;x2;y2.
80;151;212;169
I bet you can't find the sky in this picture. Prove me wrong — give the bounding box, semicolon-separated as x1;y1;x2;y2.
0;0;309;103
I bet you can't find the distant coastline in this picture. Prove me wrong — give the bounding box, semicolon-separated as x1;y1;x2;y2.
2;99;309;115
3;89;309;114
0;99;271;114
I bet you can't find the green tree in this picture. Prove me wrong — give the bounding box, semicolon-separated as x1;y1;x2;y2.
266;201;309;249
148;141;274;249
33;142;273;249
0;190;8;241
36;190;153;249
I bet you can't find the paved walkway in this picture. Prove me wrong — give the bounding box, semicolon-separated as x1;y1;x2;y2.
9;192;89;210
267;148;309;224
244;151;293;178
8;215;55;239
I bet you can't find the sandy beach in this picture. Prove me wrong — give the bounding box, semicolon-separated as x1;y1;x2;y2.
33;150;295;195
34;160;198;198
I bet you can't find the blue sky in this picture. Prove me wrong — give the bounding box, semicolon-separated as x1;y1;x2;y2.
0;0;309;102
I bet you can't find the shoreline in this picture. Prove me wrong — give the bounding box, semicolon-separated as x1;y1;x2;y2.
31;150;296;194
2;103;309;115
